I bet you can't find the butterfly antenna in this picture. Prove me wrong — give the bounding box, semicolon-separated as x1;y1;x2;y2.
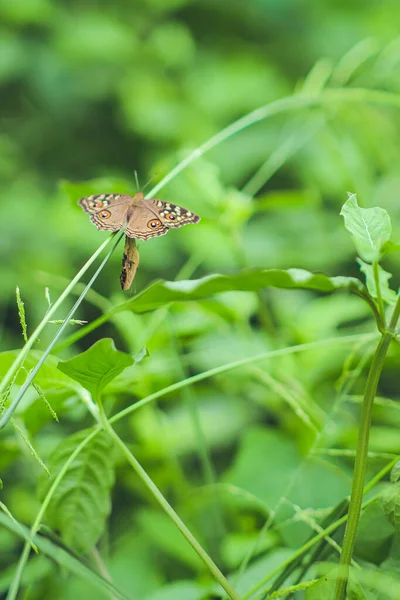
134;170;140;192
141;173;157;193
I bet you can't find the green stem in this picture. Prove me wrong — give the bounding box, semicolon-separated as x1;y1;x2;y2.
0;232;124;430
96;398;241;600
353;289;384;333
334;294;400;600
0;235;115;402
372;260;386;328
145;88;400;200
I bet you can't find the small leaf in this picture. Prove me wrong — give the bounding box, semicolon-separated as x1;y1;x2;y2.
357;258;397;305
58;338;134;399
38;430;115;555
119;269;367;314
133;346;149;364
340;193;392;262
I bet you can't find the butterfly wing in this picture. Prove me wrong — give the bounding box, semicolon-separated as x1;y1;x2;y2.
125;199;200;240
78;194;132;232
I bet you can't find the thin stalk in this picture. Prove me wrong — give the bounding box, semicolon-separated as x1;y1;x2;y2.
110;334;376;426
0;235;114;401
97;398;241;600
373;260;386;328
145;88;400;200
91;548;118;600
334;294;400;600
0;232;124;429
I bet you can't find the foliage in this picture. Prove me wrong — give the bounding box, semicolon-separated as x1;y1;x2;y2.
3;2;400;600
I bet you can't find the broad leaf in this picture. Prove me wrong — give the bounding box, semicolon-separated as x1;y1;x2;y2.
58;338;134;399
38;430;115;555
340;194;392;262
223;428;301;510
357;259;397;305
119;268;367;314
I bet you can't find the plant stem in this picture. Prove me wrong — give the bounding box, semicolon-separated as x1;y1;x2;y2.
372;260;386;328
334;294;400;600
0;232;124;429
0;235;114;402
145;88;400;200
96;398;241;600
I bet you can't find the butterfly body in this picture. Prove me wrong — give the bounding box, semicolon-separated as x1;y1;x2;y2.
78;192;200;240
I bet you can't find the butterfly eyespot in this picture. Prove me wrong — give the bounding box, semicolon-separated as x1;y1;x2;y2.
148;219;162;229
92;200;103;209
165;212;176;221
100;210;111;219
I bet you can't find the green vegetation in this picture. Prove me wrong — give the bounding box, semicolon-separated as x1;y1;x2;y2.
3;2;400;599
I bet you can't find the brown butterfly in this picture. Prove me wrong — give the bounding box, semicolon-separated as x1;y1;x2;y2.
78;192;200;240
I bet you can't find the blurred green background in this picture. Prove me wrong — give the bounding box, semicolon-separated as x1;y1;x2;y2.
3;0;400;598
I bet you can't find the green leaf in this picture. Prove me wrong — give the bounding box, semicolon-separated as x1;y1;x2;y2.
381;482;400;534
145;581;208;600
390;461;400;483
38;430;115;555
120;269;366;314
223;428;300;510
305;569;367;600
354;499;394;564
382;240;400;255
357;258;397;305
57;338;134;399
340;193;392;262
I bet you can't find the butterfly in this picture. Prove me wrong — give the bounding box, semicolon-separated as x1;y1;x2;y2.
78;192;200;240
